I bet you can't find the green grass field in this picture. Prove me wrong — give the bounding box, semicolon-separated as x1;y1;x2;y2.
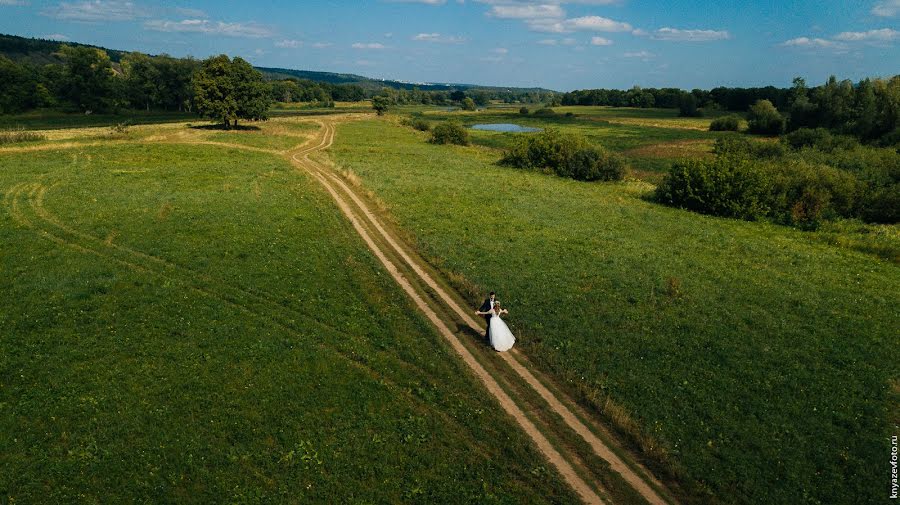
0;137;578;502
329;117;900;505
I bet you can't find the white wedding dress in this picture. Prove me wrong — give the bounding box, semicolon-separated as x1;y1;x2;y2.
489;310;516;352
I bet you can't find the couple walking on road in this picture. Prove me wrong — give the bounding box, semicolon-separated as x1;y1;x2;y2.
475;291;516;352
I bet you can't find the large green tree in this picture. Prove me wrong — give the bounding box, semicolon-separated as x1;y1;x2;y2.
193;55;271;128
58;45;118;113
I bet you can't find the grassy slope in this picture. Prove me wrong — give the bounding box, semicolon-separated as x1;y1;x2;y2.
329;118;900;505
0;141;578;503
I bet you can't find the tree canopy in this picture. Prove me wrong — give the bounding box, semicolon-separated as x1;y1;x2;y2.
193;55;271;128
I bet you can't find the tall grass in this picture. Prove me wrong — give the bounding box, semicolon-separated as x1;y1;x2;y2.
0;127;46;144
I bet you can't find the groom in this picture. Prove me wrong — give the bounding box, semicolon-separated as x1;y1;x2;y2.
476;291;496;343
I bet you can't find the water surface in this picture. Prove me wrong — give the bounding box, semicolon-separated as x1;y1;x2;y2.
469;123;542;133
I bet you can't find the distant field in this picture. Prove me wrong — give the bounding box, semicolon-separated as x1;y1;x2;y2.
399;105;728;178
329;117;900;505
0;130;578;502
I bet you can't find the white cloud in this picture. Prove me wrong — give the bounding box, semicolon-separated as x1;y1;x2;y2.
492;47;508;53
0;0;28;5
622;50;656;61
393;0;446;4
275;39;301;48
44;33;69;40
651;27;730;41
527;14;631;33
833;28;899;41
537;38;558;45
566;15;631;31
311;42;332;48
590;36;612;45
412;32;466;43
352;42;386;49
144;19;275;38
174;7;204;17
488;4;564;19
780;37;844;49
872;0;900;17
42;0;147;21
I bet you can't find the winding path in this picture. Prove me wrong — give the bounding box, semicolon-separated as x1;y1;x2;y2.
289;117;676;505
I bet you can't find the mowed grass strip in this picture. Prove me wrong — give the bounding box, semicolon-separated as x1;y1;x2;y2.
329;118;900;505
0;142;578;503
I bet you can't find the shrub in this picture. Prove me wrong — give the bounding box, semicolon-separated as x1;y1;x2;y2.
430;121;469;146
533;107;555;116
566;147;627;181
655;158;771;220
747;99;785;135
860;183;900;223
709;115;741;132
782;128;859;152
713;136;785;160
519;106;529;115
500;129;626;182
461;97;476;111
401;116;431;132
768;160;862;228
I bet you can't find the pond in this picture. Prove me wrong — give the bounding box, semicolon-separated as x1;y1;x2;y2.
469;123;542;133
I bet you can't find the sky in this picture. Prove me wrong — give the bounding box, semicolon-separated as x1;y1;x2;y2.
1;0;898;91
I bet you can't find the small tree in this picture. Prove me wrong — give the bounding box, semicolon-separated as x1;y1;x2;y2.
372;95;390;115
747;99;785;135
461;97;476;111
519;106;529;115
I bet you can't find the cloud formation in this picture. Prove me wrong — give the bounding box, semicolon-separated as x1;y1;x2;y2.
834;28;899;42
650;27;730;41
352;42;387;49
412;32;466;43
780;37;844;49
144;19;275;38
590;36;612;45
42;0;146;21
275;39;301;48
872;0;900;17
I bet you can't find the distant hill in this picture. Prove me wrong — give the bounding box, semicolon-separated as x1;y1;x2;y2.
0;33;555;94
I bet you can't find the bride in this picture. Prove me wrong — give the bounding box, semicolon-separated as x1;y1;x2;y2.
487;302;516;352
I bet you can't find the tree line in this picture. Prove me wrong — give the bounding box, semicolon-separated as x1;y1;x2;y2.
0;43;554;118
562;76;900;144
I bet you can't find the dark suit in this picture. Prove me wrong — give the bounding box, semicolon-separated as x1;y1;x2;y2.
479;298;493;342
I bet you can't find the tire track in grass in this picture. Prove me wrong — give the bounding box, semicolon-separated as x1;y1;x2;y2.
5;181;507;458
292;118;676;505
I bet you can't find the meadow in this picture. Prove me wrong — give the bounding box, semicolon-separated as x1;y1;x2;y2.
328;113;900;505
0;122;579;503
400;105;730;179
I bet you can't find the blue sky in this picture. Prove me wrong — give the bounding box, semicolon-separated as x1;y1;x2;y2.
1;0;898;90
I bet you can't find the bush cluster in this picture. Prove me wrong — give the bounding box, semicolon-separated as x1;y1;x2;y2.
747;99;786;135
429;121;469;146
656;135;899;226
400;116;431;132
709;115;741;132
500;129;626;182
532;107;556;116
